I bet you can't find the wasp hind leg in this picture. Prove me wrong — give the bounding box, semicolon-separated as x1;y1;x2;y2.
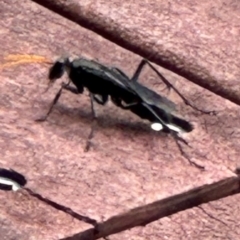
85;94;108;152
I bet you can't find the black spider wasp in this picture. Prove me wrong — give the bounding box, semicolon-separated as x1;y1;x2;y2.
38;57;212;151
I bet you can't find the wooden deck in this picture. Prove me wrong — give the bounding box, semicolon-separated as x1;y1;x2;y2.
0;0;240;239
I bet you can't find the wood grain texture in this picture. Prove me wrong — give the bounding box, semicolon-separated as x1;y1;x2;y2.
0;0;240;239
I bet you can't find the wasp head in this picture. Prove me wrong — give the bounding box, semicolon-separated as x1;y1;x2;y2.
48;57;71;82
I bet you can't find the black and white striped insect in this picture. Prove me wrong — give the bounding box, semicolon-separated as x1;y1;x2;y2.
0;168;27;191
39;57;199;134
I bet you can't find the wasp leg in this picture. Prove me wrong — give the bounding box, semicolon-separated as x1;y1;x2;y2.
111;96;138;109
36;85;65;122
85;94;99;152
171;132;205;170
61;84;80;94
132;59;215;115
93;94;108;105
36;81;83;122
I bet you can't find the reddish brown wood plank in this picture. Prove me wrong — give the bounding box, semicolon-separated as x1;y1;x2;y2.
0;0;240;239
